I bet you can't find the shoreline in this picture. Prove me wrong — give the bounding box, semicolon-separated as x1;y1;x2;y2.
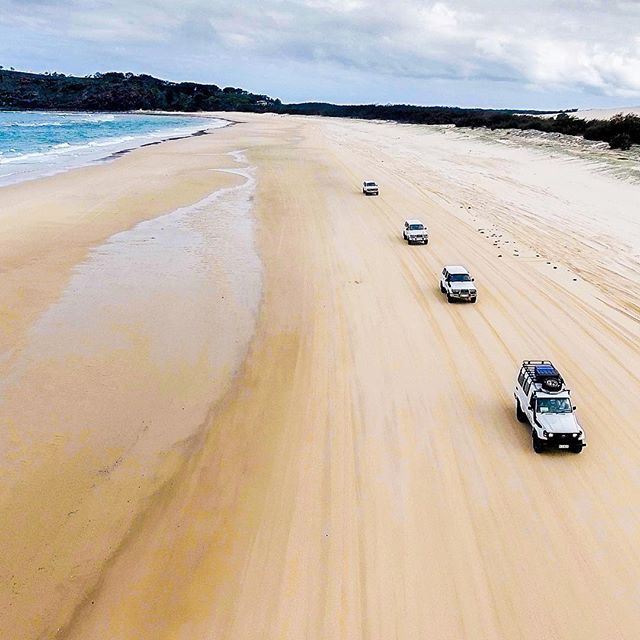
98;124;234;162
0;111;232;188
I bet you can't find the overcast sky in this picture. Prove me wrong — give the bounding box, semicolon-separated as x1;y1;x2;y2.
1;0;639;109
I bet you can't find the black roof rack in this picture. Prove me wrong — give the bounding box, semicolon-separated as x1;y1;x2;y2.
521;360;565;392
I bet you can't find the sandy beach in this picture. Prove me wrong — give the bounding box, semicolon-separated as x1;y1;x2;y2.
2;113;640;639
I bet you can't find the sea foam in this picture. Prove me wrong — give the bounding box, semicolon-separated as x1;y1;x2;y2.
0;111;227;186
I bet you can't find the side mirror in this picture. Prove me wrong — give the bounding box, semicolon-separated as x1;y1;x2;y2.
472;278;475;281
573;405;577;411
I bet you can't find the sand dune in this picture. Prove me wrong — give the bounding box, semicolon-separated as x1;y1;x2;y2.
574;106;640;119
1;114;640;639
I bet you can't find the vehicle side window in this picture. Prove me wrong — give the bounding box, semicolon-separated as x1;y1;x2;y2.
517;370;525;387
443;269;448;278
523;378;531;395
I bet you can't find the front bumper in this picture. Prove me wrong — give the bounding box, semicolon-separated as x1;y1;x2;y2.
542;433;585;449
450;291;477;301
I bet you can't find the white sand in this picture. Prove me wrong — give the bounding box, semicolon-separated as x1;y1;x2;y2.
2;113;640;639
574;106;640;119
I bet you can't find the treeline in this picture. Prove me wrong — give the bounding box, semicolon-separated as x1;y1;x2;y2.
274;103;639;150
0;69;279;112
1;69;638;149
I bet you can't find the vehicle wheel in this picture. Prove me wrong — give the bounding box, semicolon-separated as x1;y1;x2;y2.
470;298;477;304
516;400;527;423
447;294;454;303
440;283;446;293
570;443;583;454
532;431;545;453
425;239;429;245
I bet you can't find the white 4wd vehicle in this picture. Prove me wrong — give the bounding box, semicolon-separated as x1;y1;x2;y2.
514;360;585;453
403;219;429;244
440;265;477;303
362;180;379;196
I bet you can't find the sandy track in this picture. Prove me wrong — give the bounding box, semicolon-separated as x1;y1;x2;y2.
2;115;640;638
55;116;640;639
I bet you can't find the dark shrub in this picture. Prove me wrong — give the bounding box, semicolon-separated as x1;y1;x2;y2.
609;133;632;150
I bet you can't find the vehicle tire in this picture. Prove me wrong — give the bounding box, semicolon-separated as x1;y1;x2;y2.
570;443;583;454
470;298;477;304
425;239;429;245
532;431;545;453
542;378;562;392
440;283;446;293
447;294;454;303
516;400;527;423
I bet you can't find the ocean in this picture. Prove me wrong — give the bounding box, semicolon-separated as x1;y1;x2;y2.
0;111;226;186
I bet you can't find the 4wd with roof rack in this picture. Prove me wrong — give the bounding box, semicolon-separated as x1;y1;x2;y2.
514;360;585;453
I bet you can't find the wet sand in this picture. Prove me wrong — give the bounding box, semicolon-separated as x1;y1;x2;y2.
0;126;264;637
2;114;640;639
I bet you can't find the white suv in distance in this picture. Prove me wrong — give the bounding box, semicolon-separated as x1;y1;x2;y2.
440;266;477;303
514;360;585;453
403;219;429;245
362;180;379;196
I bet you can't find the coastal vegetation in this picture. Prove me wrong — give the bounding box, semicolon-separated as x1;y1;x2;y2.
0;68;279;112
1;68;638;149
277;103;639;150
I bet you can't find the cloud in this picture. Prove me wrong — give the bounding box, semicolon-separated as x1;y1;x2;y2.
1;0;640;104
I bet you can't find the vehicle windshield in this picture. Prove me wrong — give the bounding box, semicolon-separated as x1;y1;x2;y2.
365;182;376;186
449;273;471;282
409;224;424;230
537;397;572;414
